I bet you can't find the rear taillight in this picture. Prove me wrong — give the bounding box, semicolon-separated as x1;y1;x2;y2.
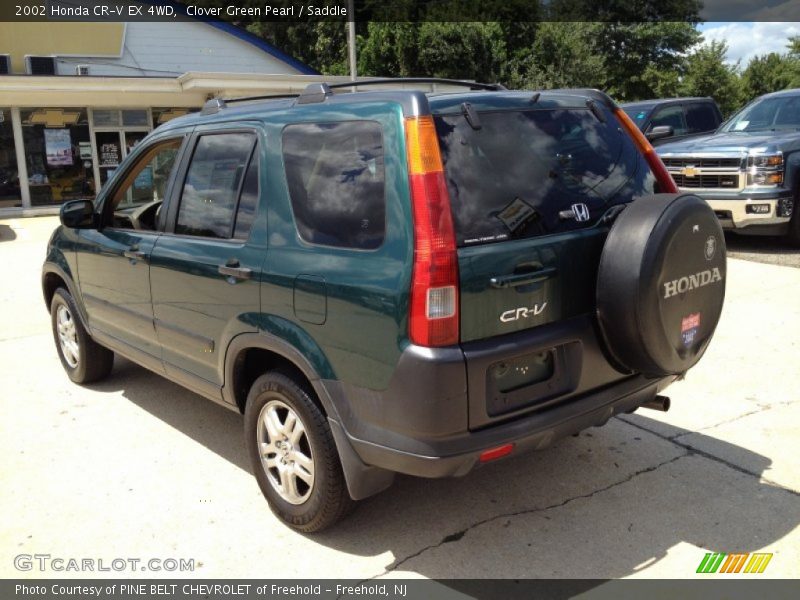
614;108;678;194
404;115;459;347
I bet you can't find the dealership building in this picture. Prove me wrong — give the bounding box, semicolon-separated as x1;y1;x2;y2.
0;19;353;216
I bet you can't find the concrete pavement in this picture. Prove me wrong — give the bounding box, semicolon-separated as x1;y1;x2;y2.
1;216;798;581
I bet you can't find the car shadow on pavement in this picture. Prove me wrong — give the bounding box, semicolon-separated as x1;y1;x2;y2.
724;231;798;260
92;357;800;582
0;224;17;242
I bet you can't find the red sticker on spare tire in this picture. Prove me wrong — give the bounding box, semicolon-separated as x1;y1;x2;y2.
681;313;701;332
681;312;701;347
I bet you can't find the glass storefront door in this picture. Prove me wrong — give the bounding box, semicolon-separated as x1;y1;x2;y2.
95;130;123;187
95;129;150;187
91;109;151;192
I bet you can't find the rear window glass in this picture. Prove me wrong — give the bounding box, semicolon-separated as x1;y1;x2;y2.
282;121;385;250
434;107;656;246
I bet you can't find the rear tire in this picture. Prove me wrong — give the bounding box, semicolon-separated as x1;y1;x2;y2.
244;371;353;533
50;287;114;384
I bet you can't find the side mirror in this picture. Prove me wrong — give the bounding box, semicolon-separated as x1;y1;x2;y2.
646;125;675;142
60;199;96;229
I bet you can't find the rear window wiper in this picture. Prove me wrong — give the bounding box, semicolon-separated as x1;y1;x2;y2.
586;99;607;123
461;102;482;130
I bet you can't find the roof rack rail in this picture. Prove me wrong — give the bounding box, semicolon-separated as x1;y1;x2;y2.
200;78;507;114
201;93;301;115
226;93;300;104
296;78;507;104
326;78;506;92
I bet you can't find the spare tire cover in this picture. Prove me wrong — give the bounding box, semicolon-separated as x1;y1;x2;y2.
597;193;726;377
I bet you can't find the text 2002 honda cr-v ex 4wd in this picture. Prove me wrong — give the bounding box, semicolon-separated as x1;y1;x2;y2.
43;80;727;532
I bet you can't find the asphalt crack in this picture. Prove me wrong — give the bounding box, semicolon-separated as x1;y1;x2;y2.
643;398;800;439
619;416;800;498
369;451;688;579
365;400;800;583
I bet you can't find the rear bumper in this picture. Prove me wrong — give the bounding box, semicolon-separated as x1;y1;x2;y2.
342;373;674;479
321;315;676;486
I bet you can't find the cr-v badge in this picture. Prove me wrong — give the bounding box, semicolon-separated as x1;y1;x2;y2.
500;302;548;322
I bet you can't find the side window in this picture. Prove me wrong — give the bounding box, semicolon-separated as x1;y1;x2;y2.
685;103;719;133
649;106;687;135
176;132;255;239
107;138;182;230
282;121;385;250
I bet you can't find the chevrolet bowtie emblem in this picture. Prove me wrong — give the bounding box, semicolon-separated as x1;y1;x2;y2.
681;166;698;177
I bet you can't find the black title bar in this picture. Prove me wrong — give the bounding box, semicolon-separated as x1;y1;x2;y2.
1;1;799;23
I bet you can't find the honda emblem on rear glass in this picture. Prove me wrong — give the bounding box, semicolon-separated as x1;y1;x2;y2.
571;203;590;222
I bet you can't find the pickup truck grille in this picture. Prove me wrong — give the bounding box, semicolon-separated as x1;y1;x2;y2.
662;157;742;169
661;155;744;192
672;174;740;189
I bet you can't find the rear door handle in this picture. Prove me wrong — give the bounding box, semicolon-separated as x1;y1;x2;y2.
490;267;557;289
218;260;252;280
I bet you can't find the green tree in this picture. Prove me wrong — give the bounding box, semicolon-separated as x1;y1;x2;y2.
358;22;421;77
598;22;701;101
506;21;699;101
541;1;702;100
679;41;742;116
788;35;800;58
246;22;350;74
741;53;796;99
509;22;606;90
417;22;507;81
359;22;508;82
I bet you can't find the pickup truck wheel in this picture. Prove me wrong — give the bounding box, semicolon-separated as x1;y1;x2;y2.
597;194;727;377
50;288;114;384
244;371;353;532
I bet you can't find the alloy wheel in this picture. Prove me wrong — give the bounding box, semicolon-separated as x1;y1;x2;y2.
56;304;79;368
256;399;315;505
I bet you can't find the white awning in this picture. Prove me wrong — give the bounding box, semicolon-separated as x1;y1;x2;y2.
0;72;455;108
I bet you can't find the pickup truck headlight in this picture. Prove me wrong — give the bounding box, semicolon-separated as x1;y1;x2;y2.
747;152;784;187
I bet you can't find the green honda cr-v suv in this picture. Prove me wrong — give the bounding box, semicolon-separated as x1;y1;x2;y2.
42;79;727;532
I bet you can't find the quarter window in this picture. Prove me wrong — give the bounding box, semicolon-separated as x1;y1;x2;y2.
282;121;385;250
176;133;255;239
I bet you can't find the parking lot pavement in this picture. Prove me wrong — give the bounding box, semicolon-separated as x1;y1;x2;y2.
1;216;798;581
725;232;800;268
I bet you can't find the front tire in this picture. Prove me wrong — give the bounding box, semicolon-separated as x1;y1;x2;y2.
244;371;353;532
50;287;114;384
